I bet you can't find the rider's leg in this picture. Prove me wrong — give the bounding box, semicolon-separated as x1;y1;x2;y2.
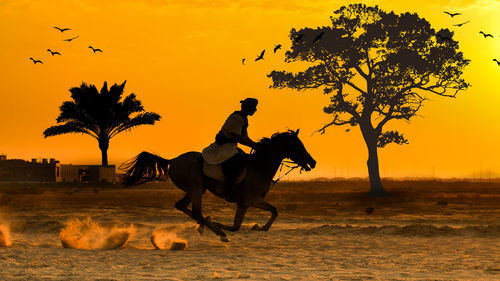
221;153;245;201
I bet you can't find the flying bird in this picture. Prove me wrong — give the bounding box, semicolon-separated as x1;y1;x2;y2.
453;20;470;27
88;46;103;53
242;58;246;65
313;31;325;43
29;57;43;64
63;36;79;42
53;26;71;33
255;50;265;61
436;34;453;43
294;34;304;43
443;11;461;17
479;31;494;38
493;59;500;66
46;49;61;56
273;44;282;53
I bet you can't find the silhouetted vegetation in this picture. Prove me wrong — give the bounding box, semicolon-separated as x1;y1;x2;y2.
43;81;161;165
268;4;470;195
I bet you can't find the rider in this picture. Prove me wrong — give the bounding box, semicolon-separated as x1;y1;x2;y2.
202;98;259;201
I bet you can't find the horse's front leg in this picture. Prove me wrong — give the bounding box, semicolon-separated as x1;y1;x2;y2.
250;197;277;231
210;205;248;232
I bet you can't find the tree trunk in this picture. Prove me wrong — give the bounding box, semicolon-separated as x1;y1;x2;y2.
98;139;109;166
361;128;390;196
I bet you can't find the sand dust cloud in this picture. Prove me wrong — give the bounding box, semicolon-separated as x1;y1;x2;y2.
151;227;188;250
0;223;12;247
60;217;135;250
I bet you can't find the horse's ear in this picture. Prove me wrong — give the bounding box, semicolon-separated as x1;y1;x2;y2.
294;129;300;136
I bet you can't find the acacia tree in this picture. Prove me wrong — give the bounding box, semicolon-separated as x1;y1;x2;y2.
44;81;161;165
268;4;469;195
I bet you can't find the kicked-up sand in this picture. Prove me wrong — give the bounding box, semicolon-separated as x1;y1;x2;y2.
0;223;12;247
0;179;499;280
59;217;135;250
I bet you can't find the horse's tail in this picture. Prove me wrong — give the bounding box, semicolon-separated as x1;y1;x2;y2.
119;152;171;186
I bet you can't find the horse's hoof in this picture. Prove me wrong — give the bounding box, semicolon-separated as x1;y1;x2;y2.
197;225;204;235
220;236;229;242
251;224;260;231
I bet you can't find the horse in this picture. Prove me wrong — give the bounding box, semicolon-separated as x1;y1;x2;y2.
121;129;316;242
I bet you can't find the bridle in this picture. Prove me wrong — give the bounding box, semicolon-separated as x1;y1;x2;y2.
271;160;302;187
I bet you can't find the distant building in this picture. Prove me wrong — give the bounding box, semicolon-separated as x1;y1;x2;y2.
0;155;115;183
60;165;115;183
0;156;61;182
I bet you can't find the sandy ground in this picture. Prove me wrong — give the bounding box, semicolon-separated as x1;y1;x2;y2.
0;180;499;280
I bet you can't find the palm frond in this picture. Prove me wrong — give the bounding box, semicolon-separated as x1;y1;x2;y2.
43;121;97;139
122;93;144;114
108;81;126;104
109;112;161;138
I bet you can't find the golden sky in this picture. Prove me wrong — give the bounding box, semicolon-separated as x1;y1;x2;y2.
1;0;500;179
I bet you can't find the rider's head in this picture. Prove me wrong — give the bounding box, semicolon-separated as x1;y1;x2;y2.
240;98;258;116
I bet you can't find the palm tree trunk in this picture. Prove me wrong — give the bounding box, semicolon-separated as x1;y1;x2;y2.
361;126;390;196
98;139;109;166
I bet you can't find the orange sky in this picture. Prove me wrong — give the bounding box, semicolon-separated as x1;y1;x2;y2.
1;0;500;179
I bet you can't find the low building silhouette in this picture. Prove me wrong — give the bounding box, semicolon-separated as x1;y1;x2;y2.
60;164;115;183
0;154;115;183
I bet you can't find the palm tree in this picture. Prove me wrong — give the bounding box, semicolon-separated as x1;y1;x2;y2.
43;81;161;165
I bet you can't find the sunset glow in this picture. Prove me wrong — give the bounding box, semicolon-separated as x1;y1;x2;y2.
1;0;500;179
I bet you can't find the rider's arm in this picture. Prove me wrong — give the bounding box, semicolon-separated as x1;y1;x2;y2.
225;132;257;149
221;113;258;149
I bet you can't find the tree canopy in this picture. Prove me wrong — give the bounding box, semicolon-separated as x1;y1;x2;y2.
268;4;470;194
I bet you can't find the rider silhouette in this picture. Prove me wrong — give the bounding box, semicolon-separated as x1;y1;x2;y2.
202;98;258;201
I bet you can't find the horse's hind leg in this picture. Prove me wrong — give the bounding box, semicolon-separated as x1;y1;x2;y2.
175;193;223;236
250;197;278;231
174;194;204;234
211;204;248;232
190;192;229;242
174;193;192;216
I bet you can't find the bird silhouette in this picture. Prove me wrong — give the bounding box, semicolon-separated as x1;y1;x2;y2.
89;46;103;53
443;11;461;17
255;50;265;61
29;57;43;64
453;20;470;27
493;59;500;66
46;49;61;56
436;34;453;43
479;31;494;38
242;58;246;65
273;44;282;53
313;31;325;43
294;34;304;43
63;36;79;42
53;26;71;33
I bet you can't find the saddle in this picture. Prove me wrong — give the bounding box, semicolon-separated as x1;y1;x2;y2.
202;161;246;183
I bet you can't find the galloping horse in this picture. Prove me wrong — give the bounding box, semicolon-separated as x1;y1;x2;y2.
121;129;316;242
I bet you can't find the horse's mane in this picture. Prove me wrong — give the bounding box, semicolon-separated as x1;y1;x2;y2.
255;130;296;154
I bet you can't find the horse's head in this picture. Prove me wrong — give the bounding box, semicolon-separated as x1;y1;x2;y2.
271;129;316;171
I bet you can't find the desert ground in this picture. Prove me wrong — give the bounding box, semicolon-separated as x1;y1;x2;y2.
0;179;499;280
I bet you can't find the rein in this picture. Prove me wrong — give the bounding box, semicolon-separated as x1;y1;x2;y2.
271;160;301;187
